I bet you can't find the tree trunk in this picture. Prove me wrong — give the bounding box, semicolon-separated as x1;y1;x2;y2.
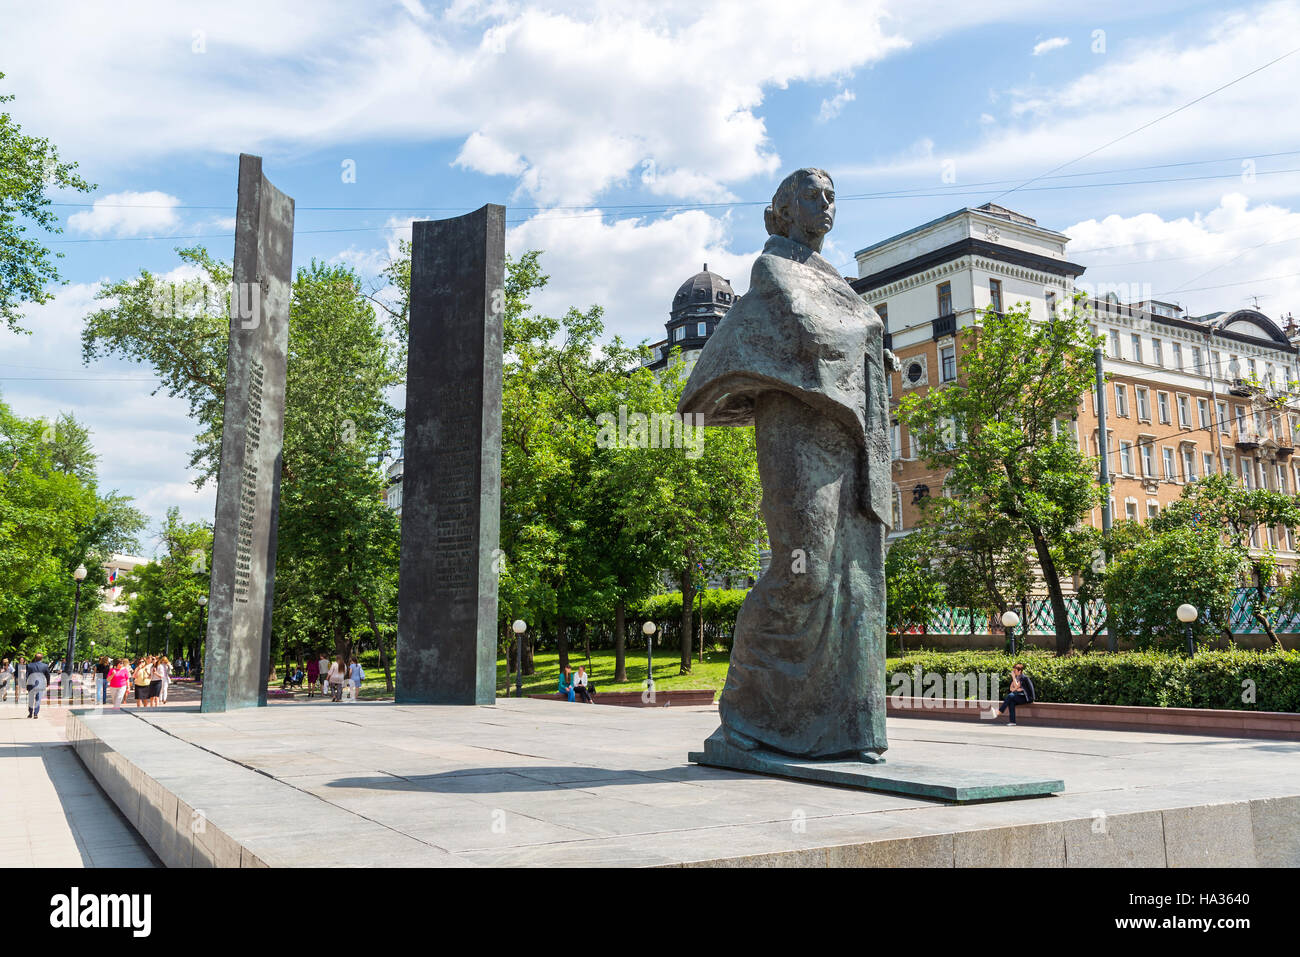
360;596;393;693
582;622;591;670
614;598;627;683
556;615;570;672
680;567;694;674
522;628;535;676
1031;529;1073;656
1252;567;1282;649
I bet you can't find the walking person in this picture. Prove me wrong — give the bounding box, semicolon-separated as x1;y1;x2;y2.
306;655;319;699
327;656;346;702
132;658;152;709
108;659;131;709
317;653;330;697
348;658;364;702
95;655;111;705
998;662;1036;726
25;653;53;719
1;658;11;704
147;657;163;708
158;656;172;704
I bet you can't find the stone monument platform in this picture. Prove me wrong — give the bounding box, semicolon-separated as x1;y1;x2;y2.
66;698;1300;867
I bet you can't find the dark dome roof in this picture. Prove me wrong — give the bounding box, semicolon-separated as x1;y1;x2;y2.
672;264;734;308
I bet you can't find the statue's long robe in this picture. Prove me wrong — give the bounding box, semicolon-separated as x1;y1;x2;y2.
679;234;891;758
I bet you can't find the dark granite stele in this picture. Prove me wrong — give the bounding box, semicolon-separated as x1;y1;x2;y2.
689;735;1065;804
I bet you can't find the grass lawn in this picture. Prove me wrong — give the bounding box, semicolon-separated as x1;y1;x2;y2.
339;649;732;700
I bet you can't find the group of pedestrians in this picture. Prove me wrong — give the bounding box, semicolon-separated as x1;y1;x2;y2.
302;653;365;702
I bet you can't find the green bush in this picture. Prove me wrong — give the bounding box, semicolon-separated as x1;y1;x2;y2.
629;589;748;651
886;647;1300;711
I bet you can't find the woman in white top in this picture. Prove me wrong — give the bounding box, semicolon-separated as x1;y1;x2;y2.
574;665;594;704
158;656;171;703
327;657;346;702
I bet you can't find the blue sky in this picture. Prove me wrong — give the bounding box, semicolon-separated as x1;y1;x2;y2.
2;0;1299;551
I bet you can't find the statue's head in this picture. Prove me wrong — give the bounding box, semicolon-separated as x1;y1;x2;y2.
764;168;835;252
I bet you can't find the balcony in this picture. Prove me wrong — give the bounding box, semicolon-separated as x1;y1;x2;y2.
932;314;956;341
1236;426;1262;452
1228;378;1262;398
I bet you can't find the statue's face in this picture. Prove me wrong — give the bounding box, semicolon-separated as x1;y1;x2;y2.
788;171;835;249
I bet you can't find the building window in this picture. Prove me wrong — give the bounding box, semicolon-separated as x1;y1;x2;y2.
1177;394;1191;428
1109;329;1122;358
697;322;708;337
937;282;952;317
1131;333;1143;363
1204;452;1215;478
1182;448;1197;481
1278;464;1288;492
1114;383;1129;417
1119;441;1133;475
1218;400;1230;433
674;326;686;342
1136;387;1151;421
1212;351;1223;378
1197;397;1210;429
1172;342;1183;370
1152;338;1164;367
1147;501;1160;520
1125;500;1138;522
1192;346;1202;373
1158;392;1171;424
989;279;1003;313
940;346;956;382
1162;447;1175;481
1242;457;1253;488
1141;443;1154;477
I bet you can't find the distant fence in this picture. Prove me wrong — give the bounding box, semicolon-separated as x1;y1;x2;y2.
902;587;1300;636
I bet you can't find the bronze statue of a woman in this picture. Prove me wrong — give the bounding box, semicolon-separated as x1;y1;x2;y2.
679;168;892;763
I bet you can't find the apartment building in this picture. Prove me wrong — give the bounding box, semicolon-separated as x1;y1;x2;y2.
851;203;1300;568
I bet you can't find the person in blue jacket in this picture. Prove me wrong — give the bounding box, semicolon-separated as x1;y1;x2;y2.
998;662;1036;725
557;665;575;702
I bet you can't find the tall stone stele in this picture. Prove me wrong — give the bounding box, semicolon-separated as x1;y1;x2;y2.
396;205;505;705
201;154;294;713
680;168;893;763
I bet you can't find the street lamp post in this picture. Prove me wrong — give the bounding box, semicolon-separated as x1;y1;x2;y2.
1001;610;1021;656
134;629;141;657
642;620;657;696
65;564;87;700
164;611;173;658
511;620;526;698
145;621;152;656
1177;603;1198;658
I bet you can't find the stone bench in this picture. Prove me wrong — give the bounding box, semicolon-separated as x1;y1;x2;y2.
525;689;717;708
887;696;1300;739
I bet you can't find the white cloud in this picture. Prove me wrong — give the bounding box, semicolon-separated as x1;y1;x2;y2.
0;282;213;533
1066;193;1300;319
66;191;182;237
1031;36;1070;56
0;0;909;206
841;0;1300;206
818;88;856;123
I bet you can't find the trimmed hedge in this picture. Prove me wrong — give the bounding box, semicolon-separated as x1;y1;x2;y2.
886;648;1300;712
629;589;747;651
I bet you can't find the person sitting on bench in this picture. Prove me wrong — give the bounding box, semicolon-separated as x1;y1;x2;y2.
998;662;1035;725
558;665;575;702
573;665;594;703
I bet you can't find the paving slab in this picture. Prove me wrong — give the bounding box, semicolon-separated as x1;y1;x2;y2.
57;697;1300;867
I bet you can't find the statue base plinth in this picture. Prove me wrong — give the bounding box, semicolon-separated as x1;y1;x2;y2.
689;734;1064;804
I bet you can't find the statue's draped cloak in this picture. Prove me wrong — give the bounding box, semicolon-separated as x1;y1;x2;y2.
679;234;890;758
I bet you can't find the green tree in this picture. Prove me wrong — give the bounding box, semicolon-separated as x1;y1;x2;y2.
1152;473;1300;647
899;300;1102;654
0;72;95;333
1103;523;1241;650
884;530;944;649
